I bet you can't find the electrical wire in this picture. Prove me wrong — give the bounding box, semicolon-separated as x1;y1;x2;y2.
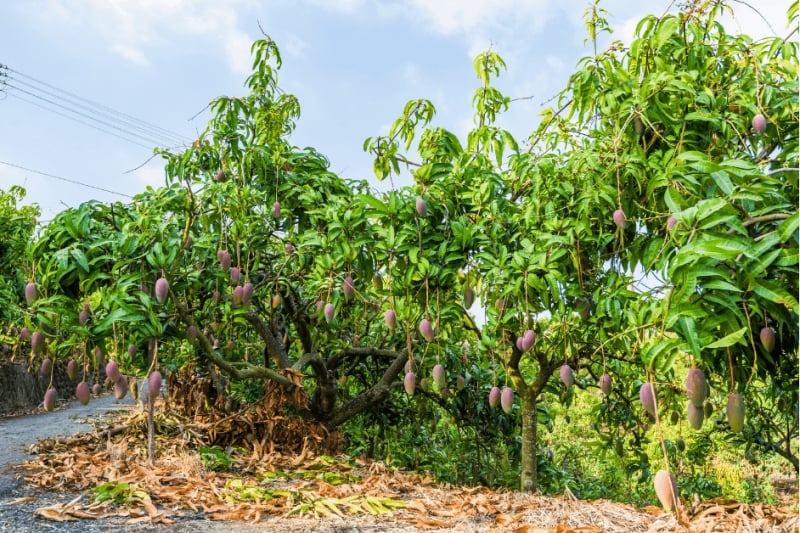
7;75;185;146
4;81;179;148
0;64;193;150
5;91;156;150
2;65;191;143
0;159;134;198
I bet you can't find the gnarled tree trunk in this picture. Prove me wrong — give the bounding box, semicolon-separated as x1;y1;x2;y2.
520;390;538;492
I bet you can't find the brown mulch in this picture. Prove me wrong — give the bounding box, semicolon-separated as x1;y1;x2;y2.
9;369;799;532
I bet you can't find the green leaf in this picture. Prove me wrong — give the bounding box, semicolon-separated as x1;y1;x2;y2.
705;327;747;349
69;248;90;274
676;316;702;358
752;279;800;313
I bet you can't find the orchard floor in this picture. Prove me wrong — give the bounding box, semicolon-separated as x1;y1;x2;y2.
0;395;796;533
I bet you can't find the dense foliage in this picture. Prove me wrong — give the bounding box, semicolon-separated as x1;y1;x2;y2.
0;186;39;325
5;0;798;499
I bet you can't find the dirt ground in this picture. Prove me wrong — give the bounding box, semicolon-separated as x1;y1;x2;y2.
0;393;797;533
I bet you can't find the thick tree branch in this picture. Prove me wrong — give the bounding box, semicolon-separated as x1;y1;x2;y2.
328;346;402;371
282;286;314;355
327;348;406;427
174;303;294;387
244;309;290;368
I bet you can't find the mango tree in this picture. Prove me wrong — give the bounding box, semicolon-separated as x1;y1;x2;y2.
365;0;798;489
17;0;798;495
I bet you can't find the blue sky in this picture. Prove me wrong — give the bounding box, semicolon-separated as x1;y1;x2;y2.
1;0;792;221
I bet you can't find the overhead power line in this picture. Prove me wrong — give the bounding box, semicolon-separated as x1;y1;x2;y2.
0;64;192;150
0;159;133;198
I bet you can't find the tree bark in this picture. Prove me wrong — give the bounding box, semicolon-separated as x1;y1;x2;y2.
520;390;538;492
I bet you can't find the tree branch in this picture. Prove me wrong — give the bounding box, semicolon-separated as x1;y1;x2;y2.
244;309;290;368
174;303;294;387
327;348;407;427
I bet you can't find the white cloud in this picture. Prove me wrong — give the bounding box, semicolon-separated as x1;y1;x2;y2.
133;162;166;188
32;0;257;74
303;0;366;13
405;0;554;36
283;33;309;59
110;44;149;66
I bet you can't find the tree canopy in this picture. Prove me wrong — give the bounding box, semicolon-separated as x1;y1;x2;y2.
7;0;798;494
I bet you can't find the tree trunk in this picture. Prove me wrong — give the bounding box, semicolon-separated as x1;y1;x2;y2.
520;390;538;492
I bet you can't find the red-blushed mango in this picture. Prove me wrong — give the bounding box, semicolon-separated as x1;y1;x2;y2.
187;325;198;342
687;400;704;430
272;201;281;219
128;344;136;358
521;329;536;352
94;346;103;368
419;319;434;342
752;113;767;134
148;371;162;403
66;359;78;381
640;382;656;416
760;327;776;353
113;377;128;399
559;365;575;388
384;309;397;331
19;327;30;341
726;393;745;433
501;386;514;414
415;197;427;217
343;275;355;299
404;372;416;396
324;303;335;324
667;216;678;232
463;287;475;309
106;361;121;382
31;331;45;355
215;169;226;182
76;382;90;405
613;209;627;229
456;375;465;390
233;286;244;306
315;299;325;313
39;358;52;376
271;293;282;308
654;469;679;511
25;282;38;306
230;267;241;284
599;373;612;397
92;383;101;395
686;368;707;407
79;309;89;325
155;277;169;304
218;250;232;271
242;282;254;305
43;388;57;412
489;386;501;408
432;364;445;389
